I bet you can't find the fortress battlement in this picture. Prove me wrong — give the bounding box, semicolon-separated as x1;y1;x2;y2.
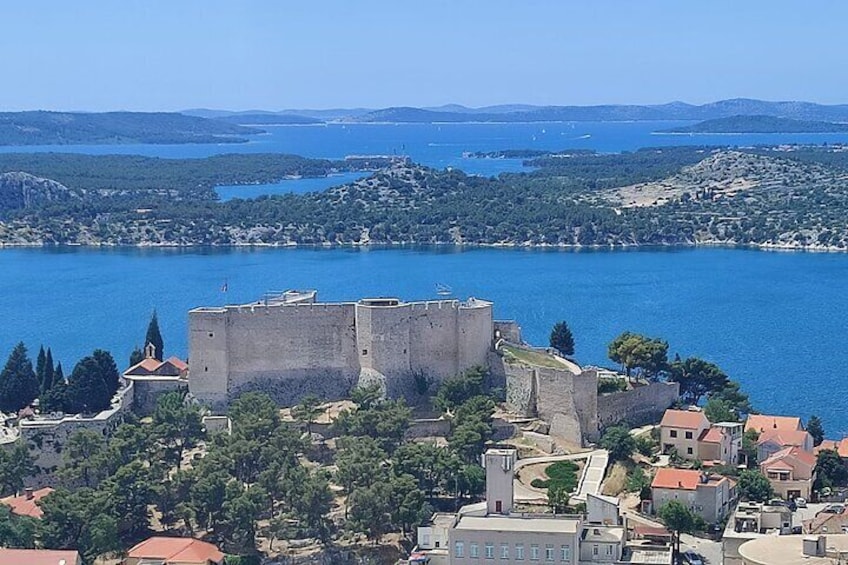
188;290;495;410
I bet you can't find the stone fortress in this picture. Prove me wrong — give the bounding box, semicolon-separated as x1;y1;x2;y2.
188;290;494;410
188;290;678;445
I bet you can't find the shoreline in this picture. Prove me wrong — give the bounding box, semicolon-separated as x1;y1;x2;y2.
0;240;844;253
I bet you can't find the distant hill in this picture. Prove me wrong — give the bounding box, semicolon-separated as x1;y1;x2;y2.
0;111;263;145
214;113;322;125
349;99;848;123
659;115;848;134
0;171;81;211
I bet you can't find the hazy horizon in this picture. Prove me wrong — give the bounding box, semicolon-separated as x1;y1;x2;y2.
1;0;846;112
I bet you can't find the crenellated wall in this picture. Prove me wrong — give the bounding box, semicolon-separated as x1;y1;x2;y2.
188;293;495;410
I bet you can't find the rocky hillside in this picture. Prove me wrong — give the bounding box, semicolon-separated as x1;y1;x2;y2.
0;172;81;212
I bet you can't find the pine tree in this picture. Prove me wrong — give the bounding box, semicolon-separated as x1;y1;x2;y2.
145;311;164;361
549;321;575;357
43;349;55;392
35;346;46;388
0;343;39;413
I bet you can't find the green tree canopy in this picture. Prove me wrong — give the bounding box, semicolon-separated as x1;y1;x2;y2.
807;415;825;447
658;500;702;556
704;398;737;423
669;357;729;405
64;351;120;414
737;469;773;502
815;449;848;490
549;321;575;357
145;310;164;361
600;425;636;462
0;343;39;413
152;390;205;471
607;332;669;379
433;366;487;413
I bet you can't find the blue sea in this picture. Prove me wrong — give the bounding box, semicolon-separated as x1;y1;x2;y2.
2;122;848;433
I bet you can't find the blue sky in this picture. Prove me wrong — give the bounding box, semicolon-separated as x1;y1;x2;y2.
0;1;844;111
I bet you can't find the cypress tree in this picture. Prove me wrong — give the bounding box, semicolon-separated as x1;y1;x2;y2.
145;311;164;361
0;343;39;413
43;348;55;392
129;346;144;367
35;346;46;388
54;362;64;384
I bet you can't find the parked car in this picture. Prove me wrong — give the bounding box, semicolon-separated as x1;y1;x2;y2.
795;497;808;508
682;550;704;565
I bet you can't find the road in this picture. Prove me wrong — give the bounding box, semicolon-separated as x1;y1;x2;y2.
513;449;608;504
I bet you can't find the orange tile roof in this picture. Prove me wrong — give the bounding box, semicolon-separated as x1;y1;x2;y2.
166;356;189;371
127;536;224;564
699;427;724;443
761;446;816;473
651;468;702;490
0;487;53;518
758;429;811;449
660;409;708;430
745;414;802;434
0;548;79;565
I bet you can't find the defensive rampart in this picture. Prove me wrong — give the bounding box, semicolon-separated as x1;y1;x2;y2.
20;380;134;487
188;291;495;411
597;380;680;430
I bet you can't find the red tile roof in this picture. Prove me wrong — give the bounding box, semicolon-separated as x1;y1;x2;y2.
761;445;816;470
745;414;803;434
0;487;53;518
652;468;701;490
0;548;79;565
660;409;709;430
126;536;224;564
758;429;811;449
698;427;724;443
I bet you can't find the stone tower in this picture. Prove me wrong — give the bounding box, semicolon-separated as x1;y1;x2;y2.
484;448;516;515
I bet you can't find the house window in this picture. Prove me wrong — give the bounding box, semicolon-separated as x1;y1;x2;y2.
361;349;368;355
687;447;694;455
501;544;509;559
685;431;693;439
496;500;502;513
561;545;571;562
422;533;430;547
531;545;540;560
545;545;554;561
606;545;613;556
485;543;494;559
470;543;479;558
516;544;525;560
670;430;678;438
455;541;465;558
593;545;599;556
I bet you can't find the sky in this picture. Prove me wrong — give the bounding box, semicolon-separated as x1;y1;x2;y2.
0;0;845;112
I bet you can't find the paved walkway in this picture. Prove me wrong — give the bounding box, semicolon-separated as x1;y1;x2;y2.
513;449;609;504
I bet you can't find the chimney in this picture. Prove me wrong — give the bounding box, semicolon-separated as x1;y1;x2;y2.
24;487;34;500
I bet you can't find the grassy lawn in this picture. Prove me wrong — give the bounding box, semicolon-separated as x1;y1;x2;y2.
530;460;580;491
502;344;567;369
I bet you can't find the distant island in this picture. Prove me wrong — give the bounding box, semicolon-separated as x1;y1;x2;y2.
213;113;322;125
3;144;848;251
0;111;263;145
659;115;848;134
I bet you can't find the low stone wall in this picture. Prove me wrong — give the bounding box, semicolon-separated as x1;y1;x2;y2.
597;381;680;431
405;418;451;440
20;380;134;487
129;377;188;416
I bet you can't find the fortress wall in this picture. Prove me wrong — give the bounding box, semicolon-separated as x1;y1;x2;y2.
21;381;134;487
130;378;187;416
597;381;680;431
188;309;230;409
503;362;536;417
224;303;359;406
409;302;461;382
573;369;600;442
355;304;412;375
457;304;494;370
494;320;522;344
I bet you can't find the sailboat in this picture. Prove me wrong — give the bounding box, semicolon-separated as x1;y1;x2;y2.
436;283;453;296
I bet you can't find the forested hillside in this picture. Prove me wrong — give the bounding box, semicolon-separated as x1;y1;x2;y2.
2;145;848;250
